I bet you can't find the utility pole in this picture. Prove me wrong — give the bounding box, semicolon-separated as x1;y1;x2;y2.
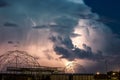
105;60;108;74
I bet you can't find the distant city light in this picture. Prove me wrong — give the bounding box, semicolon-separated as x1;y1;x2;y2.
96;72;100;75
112;72;116;75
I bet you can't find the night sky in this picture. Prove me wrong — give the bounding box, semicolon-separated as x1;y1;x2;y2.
0;0;120;73
84;0;120;34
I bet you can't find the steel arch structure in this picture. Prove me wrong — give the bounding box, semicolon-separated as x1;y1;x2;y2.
0;50;40;72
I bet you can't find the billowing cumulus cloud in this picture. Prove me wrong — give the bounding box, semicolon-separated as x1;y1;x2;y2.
0;0;92;68
0;0;120;73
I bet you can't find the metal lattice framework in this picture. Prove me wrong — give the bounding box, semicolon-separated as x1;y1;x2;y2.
0;50;40;72
64;62;86;73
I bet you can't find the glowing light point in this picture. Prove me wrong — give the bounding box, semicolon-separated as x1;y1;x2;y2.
112;72;116;75
96;72;100;75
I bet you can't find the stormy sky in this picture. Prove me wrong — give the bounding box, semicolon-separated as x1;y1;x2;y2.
0;0;120;73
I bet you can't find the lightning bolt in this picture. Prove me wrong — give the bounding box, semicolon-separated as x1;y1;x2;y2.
26;15;37;26
30;18;36;26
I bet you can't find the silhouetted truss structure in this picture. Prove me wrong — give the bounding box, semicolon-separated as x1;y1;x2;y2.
0;50;40;72
64;62;86;73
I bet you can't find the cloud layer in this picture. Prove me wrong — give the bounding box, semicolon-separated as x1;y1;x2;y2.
0;0;120;73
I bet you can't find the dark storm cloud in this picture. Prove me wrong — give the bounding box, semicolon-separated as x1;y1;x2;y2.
4;22;19;27
0;0;92;43
8;41;13;44
54;44;104;61
50;36;103;61
70;33;81;37
32;25;48;29
0;0;100;62
50;36;74;49
0;0;9;8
